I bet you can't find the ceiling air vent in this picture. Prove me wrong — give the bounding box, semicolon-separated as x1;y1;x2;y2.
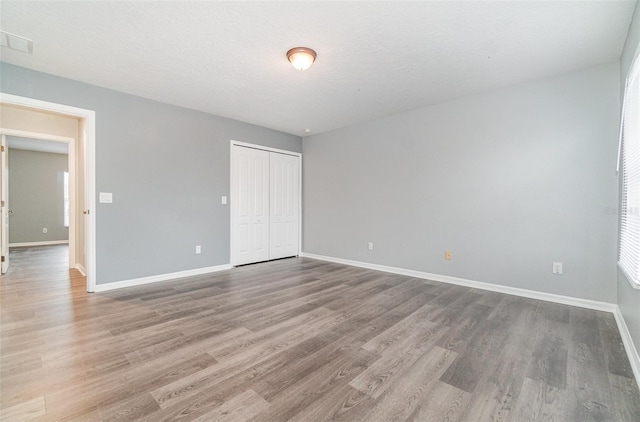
1;31;33;54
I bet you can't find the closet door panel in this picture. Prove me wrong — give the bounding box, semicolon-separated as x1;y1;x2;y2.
269;152;299;260
232;146;269;265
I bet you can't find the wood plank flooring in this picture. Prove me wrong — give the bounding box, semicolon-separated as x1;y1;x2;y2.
1;245;639;421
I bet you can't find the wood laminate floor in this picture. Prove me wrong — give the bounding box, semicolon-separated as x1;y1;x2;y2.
1;245;639;421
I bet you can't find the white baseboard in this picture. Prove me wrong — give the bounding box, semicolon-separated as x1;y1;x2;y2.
94;264;233;293
10;240;69;247
75;264;86;276
301;253;617;312
613;307;640;391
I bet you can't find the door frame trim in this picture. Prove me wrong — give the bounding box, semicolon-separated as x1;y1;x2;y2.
0;93;97;292
229;140;302;266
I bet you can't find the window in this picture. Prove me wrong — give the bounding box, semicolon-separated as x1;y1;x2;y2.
619;55;640;289
63;171;69;228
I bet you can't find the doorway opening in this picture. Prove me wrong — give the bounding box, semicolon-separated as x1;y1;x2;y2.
0;93;96;292
2;133;75;271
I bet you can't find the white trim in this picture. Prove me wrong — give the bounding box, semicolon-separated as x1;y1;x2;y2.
0;129;74;144
229;140;302;266
231;140;302;158
1;135;7;274
617;78;628;174
94;264;233;293
10;240;69;247
300;253;618;313
619;262;640;289
75;263;86;276
0;127;77;272
0;93;97;293
613;306;640;391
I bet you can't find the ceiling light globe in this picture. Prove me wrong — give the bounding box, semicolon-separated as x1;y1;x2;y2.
287;47;316;71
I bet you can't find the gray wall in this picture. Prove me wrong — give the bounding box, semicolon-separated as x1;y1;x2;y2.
8;148;69;243
0;62;302;285
303;62;620;303
619;1;640;362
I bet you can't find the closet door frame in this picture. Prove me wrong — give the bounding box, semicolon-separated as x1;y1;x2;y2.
230;140;302;266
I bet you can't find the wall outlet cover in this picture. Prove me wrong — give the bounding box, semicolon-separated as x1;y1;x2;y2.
553;262;563;275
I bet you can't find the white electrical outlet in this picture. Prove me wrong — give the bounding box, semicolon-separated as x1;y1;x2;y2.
553;262;563;275
368;242;374;251
196;245;201;254
42;228;47;233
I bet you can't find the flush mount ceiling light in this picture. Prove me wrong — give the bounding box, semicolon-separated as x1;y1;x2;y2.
287;47;316;71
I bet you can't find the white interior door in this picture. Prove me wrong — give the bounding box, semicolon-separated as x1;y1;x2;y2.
1;135;8;274
231;146;270;265
269;152;299;260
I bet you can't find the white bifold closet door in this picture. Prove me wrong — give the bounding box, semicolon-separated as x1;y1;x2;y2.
231;145;299;266
269;152;299;260
234;146;270;265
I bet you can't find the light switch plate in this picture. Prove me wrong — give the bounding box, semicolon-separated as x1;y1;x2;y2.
99;192;113;203
221;196;227;205
553;262;563;275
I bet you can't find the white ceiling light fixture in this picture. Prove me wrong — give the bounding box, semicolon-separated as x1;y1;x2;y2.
287;47;316;71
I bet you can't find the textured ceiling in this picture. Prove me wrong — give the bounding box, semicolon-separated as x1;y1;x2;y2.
0;1;635;136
